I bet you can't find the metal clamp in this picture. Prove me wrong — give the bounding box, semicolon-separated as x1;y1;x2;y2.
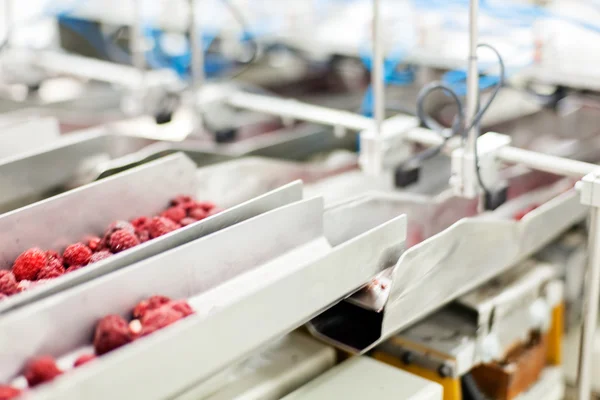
577;171;600;208
450;132;511;199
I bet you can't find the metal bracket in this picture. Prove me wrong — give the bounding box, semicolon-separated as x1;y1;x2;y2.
576;171;600;208
450;132;511;199
359;115;421;176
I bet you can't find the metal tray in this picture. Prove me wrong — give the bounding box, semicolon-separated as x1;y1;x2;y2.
0;153;302;314
0;197;406;400
0;128;231;213
308;177;587;354
0;116;60;159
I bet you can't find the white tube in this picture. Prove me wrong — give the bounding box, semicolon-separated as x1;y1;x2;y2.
372;0;384;136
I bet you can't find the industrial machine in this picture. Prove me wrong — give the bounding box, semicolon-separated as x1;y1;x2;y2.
1;0;600;399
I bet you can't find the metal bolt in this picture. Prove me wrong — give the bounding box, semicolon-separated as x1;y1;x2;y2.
401;351;414;365
438;364;452;378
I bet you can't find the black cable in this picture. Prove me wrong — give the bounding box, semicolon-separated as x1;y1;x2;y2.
461;372;490;400
470;43;505;195
220;0;259;79
410;43;506;197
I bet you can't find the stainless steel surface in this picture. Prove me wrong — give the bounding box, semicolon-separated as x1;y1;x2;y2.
309;176;587;353
0;117;60;159
577;207;600;400
0;128;238;213
0;129;157;212
0;176;302;314
6;199;406;400
0;197;326;385
0;153;194;268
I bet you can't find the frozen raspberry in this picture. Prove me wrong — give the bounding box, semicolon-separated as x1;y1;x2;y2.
45;250;63;264
169;300;195;317
73;354;96;367
23;356;63;387
67;264;85;273
188;207;208;221
105;221;135;237
37;260;65;280
129;319;142;338
86;236;103;252
136;230;150;243
94;315;133;355
180;217;197;227
12;248;47;281
140;306;183;336
17;280;31;292
131;216;151;230
132;295;172;319
170;195;193;207
195;201;216;212
161;206;186;223
0;385;21;400
63;243;92;267
0;270;18;296
89;251;112;264
148;217;180;239
108;230;140;253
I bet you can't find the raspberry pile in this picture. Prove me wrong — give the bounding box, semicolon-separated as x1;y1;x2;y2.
1;295;193;395
0;196;222;300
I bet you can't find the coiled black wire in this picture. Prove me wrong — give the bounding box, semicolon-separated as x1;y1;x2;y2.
412;43;506;195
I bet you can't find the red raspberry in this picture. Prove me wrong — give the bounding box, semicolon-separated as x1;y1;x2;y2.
105;221;135;237
161;206;186;223
129;319;143;338
86;236;103;252
148;217;180;239
73;354;96;367
108;230;140;253
89;251;112;264
170;195;193;207
188;208;208;221
45;250;63;264
12;248;47;281
37;260;65;280
23;356;63;387
94;315;133;355
0;270;18;296
180;217;197;227
136;230;150;243
63;243;92;267
17;280;31;292
195;201;216;212
132;295;172;319
140;306;183;336
131;216;151;230
67;264;85;273
0;385;21;400
169;300;195;317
